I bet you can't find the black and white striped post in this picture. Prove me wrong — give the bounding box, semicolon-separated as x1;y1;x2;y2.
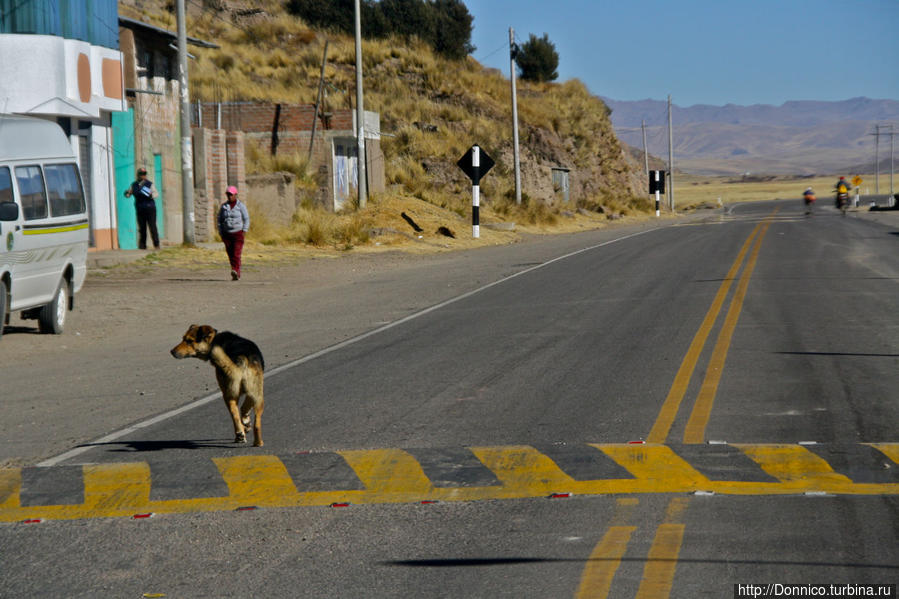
472;146;481;237
649;170;666;217
457;144;495;238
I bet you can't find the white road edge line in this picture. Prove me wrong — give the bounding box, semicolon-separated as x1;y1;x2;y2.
38;227;659;467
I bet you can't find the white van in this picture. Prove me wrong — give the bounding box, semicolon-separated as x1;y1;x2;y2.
0;115;89;339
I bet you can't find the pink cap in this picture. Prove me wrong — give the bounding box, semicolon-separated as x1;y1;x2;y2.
226;186;238;195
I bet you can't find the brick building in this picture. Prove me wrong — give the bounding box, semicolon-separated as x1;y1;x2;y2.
193;101;385;212
116;16;220;247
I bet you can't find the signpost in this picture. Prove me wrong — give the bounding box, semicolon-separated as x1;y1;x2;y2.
852;175;863;207
649;170;666;217
457;145;495;238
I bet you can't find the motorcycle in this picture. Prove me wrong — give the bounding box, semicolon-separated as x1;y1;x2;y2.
836;191;850;216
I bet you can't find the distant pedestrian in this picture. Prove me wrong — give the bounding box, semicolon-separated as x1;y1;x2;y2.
124;167;160;249
218;186;250;280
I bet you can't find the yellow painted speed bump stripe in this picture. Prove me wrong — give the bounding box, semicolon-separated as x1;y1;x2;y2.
872;442;899;465
339;448;433;496
1;444;898;522
735;445;853;485
214;455;298;506
83;462;151;511
469;445;576;497
0;468;22;509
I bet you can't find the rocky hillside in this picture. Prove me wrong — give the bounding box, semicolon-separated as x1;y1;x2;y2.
119;0;646;217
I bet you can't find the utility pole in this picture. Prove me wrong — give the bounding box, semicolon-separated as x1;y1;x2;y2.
308;40;328;165
874;124;881;195
641;119;649;177
667;94;674;211
509;27;522;204
890;124;895;199
176;0;195;245
354;0;367;208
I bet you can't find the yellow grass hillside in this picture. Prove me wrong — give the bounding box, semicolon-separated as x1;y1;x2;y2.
118;0;650;252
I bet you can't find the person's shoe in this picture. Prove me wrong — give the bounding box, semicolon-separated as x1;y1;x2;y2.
231;270;239;281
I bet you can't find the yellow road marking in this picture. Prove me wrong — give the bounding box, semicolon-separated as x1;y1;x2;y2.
596;444;708;489
575;498;639;598
635;497;689;599
83;463;151;511
0;468;21;509
871;443;899;464
575;526;637;598
735;444;853;486
339;448;433;496
214;455;298;506
1;444;897;522
683;211;777;443
646;224;761;443
469;445;577;496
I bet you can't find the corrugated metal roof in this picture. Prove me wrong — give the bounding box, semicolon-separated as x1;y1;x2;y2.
118;16;219;49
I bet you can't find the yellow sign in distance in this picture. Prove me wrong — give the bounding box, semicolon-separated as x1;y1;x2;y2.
852;175;863;186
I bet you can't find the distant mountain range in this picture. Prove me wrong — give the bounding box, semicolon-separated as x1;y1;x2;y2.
602;96;899;176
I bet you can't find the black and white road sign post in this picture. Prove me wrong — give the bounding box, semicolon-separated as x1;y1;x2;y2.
649;170;666;217
457;144;495;238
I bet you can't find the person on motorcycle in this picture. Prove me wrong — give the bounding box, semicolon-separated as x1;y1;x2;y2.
834;176;851;211
803;187;816;215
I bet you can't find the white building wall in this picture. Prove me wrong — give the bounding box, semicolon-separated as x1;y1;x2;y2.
0;34;125;249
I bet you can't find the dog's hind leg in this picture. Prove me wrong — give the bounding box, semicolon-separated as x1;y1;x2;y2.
243;377;264;447
251;396;264;447
241;392;265;447
218;370;247;444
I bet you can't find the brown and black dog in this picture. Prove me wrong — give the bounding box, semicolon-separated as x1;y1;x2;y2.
171;325;265;446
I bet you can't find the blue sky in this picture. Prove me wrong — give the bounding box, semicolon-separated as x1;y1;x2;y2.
464;0;898;107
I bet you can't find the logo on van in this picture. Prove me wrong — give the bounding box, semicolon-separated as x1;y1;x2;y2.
6;232;12;251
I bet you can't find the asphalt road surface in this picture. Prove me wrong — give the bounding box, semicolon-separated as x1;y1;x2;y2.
2;200;898;598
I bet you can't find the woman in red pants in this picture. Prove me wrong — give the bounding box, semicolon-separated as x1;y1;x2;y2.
217;186;250;280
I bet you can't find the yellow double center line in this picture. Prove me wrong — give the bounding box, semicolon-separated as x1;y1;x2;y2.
577;209;779;598
649;209;777;443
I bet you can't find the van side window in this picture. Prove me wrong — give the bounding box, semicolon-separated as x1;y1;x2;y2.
14;166;48;220
0;167;12;204
45;164;85;217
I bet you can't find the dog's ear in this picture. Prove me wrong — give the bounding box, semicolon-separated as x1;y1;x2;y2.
184;324;201;341
197;325;216;344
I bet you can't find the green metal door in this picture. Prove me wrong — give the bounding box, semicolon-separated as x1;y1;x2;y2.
153;153;165;239
112;108;137;249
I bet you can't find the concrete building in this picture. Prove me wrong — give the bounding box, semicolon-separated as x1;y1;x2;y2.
116;16;218;247
0;0;126;250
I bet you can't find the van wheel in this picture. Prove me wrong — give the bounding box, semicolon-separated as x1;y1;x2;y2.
38;278;68;334
0;279;7;340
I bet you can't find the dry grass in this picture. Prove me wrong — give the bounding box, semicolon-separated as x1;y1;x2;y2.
674;174;869;209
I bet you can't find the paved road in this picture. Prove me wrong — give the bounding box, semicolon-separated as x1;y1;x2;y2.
2;200;898;598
